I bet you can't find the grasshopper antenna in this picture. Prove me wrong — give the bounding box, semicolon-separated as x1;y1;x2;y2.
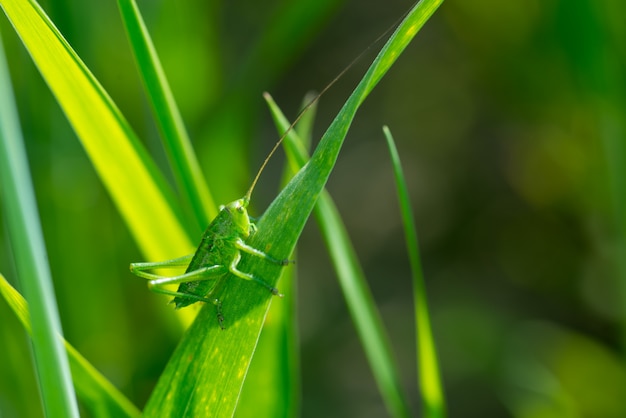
244;5;414;204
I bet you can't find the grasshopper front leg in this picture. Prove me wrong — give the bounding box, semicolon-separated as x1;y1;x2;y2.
234;238;291;266
227;251;284;297
232;238;292;296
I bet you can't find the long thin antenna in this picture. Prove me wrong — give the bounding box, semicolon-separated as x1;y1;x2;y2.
244;6;413;203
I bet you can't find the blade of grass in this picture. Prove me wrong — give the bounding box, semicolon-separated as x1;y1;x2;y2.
142;1;442;416
0;274;142;418
0;32;79;417
234;263;299;418
234;97;317;418
0;0;193;261
264;93;410;418
383;126;446;418
117;0;217;233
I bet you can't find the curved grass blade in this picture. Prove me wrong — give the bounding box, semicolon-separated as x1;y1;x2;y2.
117;0;217;232
0;32;79;418
0;0;193;261
142;1;442;416
264;94;410;418
383;126;446;418
0;275;141;418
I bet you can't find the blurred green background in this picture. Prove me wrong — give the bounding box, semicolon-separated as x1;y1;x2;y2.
1;0;626;416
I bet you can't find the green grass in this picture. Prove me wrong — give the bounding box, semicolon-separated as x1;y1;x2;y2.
0;30;79;418
0;274;140;417
0;0;444;416
384;126;446;418
265;94;412;417
4;0;626;417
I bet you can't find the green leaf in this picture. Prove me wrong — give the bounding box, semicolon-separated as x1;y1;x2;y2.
0;275;142;418
0;0;193;261
235;95;318;418
383;126;446;418
234;263;299;418
117;0;217;232
0;31;79;418
142;1;442;416
263;95;410;418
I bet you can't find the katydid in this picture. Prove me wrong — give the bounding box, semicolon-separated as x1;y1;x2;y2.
130;81;326;328
130;11;407;327
129;195;288;328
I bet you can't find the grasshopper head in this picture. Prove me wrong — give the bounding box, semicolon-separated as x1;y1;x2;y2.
223;198;252;238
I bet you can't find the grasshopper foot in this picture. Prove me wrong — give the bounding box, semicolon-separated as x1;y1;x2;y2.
213;299;225;330
270;287;284;298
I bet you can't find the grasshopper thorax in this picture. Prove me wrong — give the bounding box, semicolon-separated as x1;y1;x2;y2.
221;198;252;238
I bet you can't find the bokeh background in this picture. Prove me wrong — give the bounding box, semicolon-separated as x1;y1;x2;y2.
2;0;626;416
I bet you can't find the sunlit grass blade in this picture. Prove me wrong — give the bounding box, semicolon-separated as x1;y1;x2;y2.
0;275;142;418
0;34;79;417
383;126;446;418
0;0;193;261
141;1;442;416
117;0;217;232
264;93;410;418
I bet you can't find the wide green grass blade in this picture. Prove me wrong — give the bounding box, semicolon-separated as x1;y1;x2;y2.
0;0;193;261
142;1;441;416
0;32;79;417
0;275;141;418
264;94;411;418
383;126;446;418
117;0;217;232
234;263;299;418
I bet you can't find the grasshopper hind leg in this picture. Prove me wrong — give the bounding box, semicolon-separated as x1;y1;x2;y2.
146;282;226;329
131;263;229;328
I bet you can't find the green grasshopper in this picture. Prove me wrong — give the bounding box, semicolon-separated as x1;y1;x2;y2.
130;11;403;327
129;134;296;327
129;201;287;328
130;83;326;328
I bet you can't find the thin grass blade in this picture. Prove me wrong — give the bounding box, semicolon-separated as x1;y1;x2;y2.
0;0;193;261
234;98;318;418
117;0;217;232
0;275;142;418
236;94;321;416
383;126;446;418
0;33;79;417
264;94;410;418
142;1;441;416
235;93;319;417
